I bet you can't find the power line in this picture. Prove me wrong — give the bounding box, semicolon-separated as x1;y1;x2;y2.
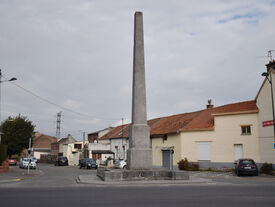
3;76;120;121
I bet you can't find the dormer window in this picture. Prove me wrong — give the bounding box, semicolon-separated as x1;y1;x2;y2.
241;125;251;135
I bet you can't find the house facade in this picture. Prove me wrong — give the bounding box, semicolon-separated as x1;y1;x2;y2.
63;140;89;166
87;128;114;161
256;60;275;164
150;100;260;169
32;132;57;160
50;134;76;157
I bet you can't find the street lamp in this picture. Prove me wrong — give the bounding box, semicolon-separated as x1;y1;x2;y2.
0;69;17;144
261;71;275;144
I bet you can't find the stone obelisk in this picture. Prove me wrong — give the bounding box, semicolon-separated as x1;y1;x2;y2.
127;11;152;170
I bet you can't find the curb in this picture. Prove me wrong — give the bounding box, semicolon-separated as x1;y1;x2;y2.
76;175;212;186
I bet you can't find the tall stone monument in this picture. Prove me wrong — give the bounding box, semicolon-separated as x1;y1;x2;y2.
96;12;189;181
127;11;152;170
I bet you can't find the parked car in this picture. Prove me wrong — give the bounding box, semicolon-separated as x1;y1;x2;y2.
31;157;37;163
19;158;37;169
54;157;68;166
79;158;97;169
8;158;17;166
235;158;258;176
114;159;127;169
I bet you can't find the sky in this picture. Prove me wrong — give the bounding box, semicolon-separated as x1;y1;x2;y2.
0;0;275;140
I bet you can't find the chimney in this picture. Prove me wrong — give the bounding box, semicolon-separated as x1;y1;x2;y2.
206;99;213;109
266;60;275;72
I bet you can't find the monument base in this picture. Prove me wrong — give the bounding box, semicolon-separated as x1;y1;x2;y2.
127;148;152;170
97;168;189;182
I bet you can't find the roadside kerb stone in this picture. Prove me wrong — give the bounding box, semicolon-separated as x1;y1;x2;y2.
76;174;210;186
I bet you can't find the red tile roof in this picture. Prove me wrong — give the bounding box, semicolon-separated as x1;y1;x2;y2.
33;134;57;149
102;100;258;139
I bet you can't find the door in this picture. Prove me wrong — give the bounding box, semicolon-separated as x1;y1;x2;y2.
162;150;172;169
234;144;243;160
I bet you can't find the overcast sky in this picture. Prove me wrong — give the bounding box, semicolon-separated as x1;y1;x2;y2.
1;0;275;140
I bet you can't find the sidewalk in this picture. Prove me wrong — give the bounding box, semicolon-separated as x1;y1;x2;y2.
0;166;43;184
76;173;212;186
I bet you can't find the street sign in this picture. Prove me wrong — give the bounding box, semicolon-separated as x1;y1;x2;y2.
274;143;275;149
262;120;274;127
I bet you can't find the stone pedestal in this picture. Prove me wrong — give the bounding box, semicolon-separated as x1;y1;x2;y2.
97;168;189;182
128;124;152;170
127;148;152;170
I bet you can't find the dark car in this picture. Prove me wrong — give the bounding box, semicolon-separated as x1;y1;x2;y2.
235;158;258;176
79;158;97;169
54;157;68;166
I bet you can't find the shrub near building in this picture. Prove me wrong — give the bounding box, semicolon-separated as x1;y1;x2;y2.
260;163;274;174
178;158;199;171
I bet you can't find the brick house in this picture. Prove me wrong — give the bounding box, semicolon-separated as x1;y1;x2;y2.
32;132;57;160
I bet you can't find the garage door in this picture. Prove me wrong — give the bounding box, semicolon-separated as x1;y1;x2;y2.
197;142;211;161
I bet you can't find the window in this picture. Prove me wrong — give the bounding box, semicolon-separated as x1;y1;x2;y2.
197;142;211;161
241;126;251;135
163;135;167;143
74;144;82;149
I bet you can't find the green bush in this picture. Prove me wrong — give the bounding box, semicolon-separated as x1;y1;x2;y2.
0;144;8;165
177;158;189;170
260;163;274;174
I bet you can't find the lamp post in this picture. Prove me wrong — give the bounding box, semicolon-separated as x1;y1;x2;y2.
262;71;275;143
0;69;17;144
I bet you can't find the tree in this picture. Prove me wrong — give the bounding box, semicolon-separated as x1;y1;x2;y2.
1;115;35;156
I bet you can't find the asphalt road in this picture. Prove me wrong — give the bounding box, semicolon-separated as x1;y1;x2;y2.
1;164;275;207
1;185;275;207
0;163;93;188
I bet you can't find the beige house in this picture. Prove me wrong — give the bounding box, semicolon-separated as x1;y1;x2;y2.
150;100;259;169
256;60;275;164
63;140;89;166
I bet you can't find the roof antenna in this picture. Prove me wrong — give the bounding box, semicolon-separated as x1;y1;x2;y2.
267;50;274;62
256;50;274;62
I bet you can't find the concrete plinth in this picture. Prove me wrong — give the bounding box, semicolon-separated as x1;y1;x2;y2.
97;168;189;182
127;148;152;170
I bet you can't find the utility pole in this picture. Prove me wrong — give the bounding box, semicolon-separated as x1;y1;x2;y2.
56;111;62;140
121;118;124;138
268;50;274;62
82;131;85;158
0;70;2;144
0;69;17;144
27;137;31;175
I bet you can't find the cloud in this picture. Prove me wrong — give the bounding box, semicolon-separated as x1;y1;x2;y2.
0;0;274;140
